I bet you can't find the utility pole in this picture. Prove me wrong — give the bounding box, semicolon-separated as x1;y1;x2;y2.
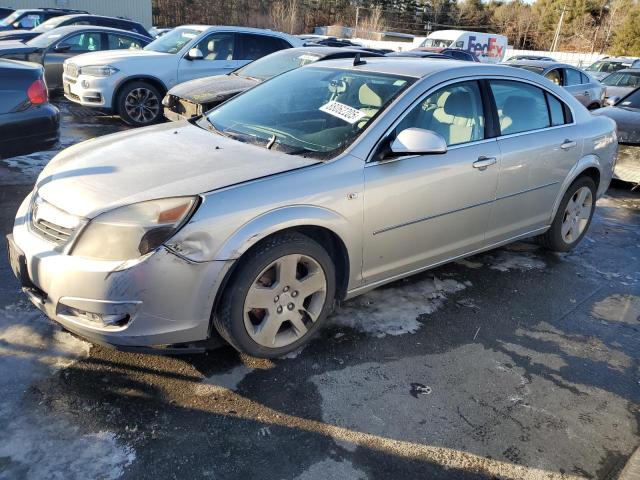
550;4;566;52
355;6;359;32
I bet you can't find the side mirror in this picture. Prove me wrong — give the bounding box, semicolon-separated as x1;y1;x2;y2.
187;48;204;60
54;43;72;53
605;96;620;107
388;128;447;157
12;22;20;29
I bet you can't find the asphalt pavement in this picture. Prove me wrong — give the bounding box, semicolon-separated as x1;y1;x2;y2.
0;99;638;480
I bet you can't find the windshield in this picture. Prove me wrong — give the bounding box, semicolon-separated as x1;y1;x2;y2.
32;16;67;32
0;10;21;26
204;67;413;159
236;49;322;81
144;27;200;53
586;61;630;73
602;71;640;87
421;38;453;48
617;89;640;109
26;30;66;48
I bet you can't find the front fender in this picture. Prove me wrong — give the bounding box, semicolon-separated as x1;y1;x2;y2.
216;204;353;260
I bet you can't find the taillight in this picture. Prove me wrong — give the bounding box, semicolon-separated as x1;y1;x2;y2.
27;78;48;105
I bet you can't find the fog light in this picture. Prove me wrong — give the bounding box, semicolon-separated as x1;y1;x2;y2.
81;80;90;88
60;305;130;328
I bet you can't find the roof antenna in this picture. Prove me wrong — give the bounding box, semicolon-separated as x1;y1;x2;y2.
353;52;366;66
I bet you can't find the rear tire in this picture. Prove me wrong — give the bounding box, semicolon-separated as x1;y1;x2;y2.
116;81;162;126
214;232;336;358
538;176;596;252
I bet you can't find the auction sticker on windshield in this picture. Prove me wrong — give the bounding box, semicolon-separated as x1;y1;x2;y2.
320;101;366;124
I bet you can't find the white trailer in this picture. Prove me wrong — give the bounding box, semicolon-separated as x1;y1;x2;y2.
419;30;508;63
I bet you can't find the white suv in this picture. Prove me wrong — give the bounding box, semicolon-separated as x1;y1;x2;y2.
62;25;302;125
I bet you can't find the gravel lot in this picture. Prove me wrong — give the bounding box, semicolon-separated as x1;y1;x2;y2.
0;98;638;480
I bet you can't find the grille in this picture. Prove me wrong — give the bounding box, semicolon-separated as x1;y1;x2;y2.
32;219;74;245
30;196;80;246
64;63;78;78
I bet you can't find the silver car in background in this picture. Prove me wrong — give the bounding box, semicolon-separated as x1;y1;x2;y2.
8;58;617;358
585;56;640;81
600;68;640;101
506;60;605;109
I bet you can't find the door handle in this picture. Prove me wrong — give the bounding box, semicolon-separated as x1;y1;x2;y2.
584;91;590;96
560;139;577;150
473;156;497;170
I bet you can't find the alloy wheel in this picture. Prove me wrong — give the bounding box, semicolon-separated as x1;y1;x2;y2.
561;186;593;244
124;87;160;124
243;254;327;348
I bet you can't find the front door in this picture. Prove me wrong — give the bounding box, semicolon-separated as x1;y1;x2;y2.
485;79;582;243
44;31;103;89
177;32;241;83
363;80;500;284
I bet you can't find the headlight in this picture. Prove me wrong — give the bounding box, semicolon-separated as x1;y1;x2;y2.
71;197;198;261
80;65;119;77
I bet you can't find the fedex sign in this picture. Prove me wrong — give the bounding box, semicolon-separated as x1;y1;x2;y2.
467;36;504;59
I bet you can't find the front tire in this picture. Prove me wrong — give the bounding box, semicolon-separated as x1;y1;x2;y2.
538;176;596;252
214;232;336;358
116;81;162;126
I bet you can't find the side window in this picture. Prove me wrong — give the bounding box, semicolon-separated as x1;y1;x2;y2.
490;80;550;135
18;14;44;28
448;50;469;61
62;32;102;52
565;68;583;86
396;81;485;146
580;72;590;84
546;93;569;126
193;32;235;61
108;34;142;50
238;34;290;60
544;68;562;85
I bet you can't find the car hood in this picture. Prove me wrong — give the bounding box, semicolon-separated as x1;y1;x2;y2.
589;71;610;81
168;74;259;104
0;29;30;40
69;48;172;66
592;106;640;143
0;40;38;56
36;121;320;218
604;85;635;99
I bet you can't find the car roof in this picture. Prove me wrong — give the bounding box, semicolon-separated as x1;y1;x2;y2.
179;25;295;37
40;25;149;36
614;68;640;73
600;56;639;62
282;46;375;56
312;56;539;80
51;13;140;23
505;60;578;70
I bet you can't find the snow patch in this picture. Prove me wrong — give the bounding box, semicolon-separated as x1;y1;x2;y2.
484;251;546;272
293;458;367;480
331;276;468;337
0;302;135;479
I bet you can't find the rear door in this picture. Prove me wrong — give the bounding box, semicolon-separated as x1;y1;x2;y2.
177;31;237;83
485;79;582;243
563;67;589;106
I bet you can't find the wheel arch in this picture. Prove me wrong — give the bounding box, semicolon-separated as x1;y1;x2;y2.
112;75;168;110
550;155;602;222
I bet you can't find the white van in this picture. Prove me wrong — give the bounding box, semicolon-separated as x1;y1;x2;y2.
418;30;508;63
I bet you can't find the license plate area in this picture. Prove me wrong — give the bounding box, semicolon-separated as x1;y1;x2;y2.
6;234;47;305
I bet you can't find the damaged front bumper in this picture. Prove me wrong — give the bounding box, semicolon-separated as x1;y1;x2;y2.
9;193;233;349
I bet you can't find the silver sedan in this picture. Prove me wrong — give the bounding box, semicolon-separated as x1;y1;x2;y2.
8;58;617;358
506;60;605;109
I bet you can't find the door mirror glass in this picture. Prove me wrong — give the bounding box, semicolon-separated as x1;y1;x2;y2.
606;96;620;107
389;128;447;156
187;47;204;60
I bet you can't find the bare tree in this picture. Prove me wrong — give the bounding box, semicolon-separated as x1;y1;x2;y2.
355;5;385;40
269;0;300;34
